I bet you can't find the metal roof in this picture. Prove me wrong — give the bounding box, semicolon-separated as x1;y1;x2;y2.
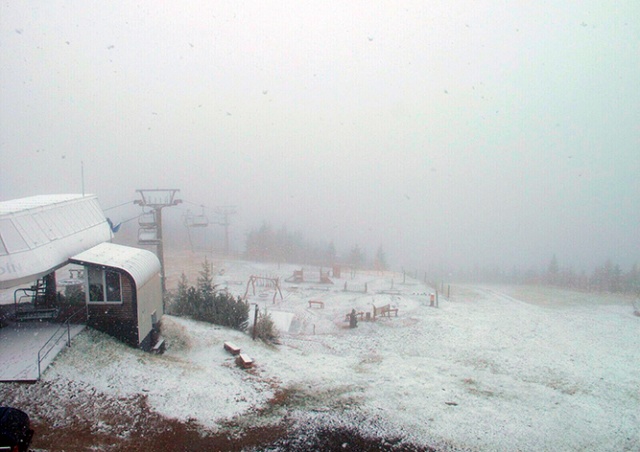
69;242;161;288
0;194;113;289
0;194;87;215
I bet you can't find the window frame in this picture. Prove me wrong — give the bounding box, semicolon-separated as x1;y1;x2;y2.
86;267;123;304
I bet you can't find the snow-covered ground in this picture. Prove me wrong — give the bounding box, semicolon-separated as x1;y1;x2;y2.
0;322;85;381
6;252;640;450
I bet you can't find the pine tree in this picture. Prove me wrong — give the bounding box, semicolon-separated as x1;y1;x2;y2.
374;245;387;271
349;244;365;269
326;241;337;266
197;257;215;297
172;272;190;315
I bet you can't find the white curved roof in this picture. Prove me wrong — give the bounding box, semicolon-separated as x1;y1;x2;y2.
69;242;161;288
0;194;113;289
0;194;87;215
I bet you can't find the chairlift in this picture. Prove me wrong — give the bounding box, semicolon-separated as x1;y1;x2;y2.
138;226;160;244
139;211;156;227
58;268;84;287
184;206;209;228
191;214;209;227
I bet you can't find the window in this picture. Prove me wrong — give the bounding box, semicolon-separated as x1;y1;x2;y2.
87;267;122;303
106;271;121;301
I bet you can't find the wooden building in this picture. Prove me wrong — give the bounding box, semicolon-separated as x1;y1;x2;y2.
69;242;163;351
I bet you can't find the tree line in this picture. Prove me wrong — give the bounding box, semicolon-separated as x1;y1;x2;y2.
244;222;387;270
437;255;640;295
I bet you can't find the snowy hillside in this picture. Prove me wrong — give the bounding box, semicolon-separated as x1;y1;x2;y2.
3;252;639;451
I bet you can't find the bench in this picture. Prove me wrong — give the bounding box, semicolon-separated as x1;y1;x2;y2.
384;307;399;317
308;300;324;309
15;307;59;321
236;353;254;369
223;341;241;355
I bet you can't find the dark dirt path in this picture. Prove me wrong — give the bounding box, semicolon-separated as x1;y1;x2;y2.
2;381;434;451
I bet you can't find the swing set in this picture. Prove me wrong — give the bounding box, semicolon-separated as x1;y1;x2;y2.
243;275;284;304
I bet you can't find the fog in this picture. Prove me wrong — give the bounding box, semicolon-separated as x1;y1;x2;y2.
1;1;639;273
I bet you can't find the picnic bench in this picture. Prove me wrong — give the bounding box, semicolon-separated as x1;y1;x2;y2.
308;300;325;309
236;353;254;369
384;307;399;317
223;341;241;355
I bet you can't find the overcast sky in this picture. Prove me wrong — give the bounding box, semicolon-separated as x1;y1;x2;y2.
1;1;639;272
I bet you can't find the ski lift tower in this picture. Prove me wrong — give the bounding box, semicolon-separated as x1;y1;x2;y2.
134;189;181;298
215;205;237;256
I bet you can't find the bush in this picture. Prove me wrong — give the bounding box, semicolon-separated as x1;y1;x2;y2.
253;311;280;344
170;263;249;331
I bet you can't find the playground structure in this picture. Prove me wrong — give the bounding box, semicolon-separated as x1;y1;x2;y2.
343;303;399;324
243;275;283;304
373;304;398;318
285;268;333;284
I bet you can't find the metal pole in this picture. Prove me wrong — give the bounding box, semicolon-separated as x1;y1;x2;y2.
134;189;181;308
252;304;258;340
155;208;166;301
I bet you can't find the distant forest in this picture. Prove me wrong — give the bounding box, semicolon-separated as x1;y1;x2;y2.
123;217;637;296
425;254;640;296
243;224;639;296
243;222;387;271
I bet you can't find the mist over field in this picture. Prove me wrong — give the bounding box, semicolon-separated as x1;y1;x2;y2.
1;1;639;276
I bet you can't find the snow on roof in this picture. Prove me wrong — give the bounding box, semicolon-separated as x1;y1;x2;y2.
0;194;86;215
70;242;161;287
0;194;113;289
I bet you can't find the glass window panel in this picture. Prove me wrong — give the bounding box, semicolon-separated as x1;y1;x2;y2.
88;267;104;302
105;271;121;302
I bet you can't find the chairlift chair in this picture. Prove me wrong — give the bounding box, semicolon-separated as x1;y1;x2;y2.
191;214;209;227
138;226;160;244
138;211;156;227
185;206;209;227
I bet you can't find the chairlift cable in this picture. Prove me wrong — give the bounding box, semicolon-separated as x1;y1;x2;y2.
182;199;208;209
104;201;133;211
121;215;141;224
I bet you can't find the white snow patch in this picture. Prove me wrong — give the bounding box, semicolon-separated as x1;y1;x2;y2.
18;257;640;450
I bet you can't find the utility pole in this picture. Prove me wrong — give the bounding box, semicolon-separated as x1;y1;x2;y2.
214;205;237;256
134;189;181;304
